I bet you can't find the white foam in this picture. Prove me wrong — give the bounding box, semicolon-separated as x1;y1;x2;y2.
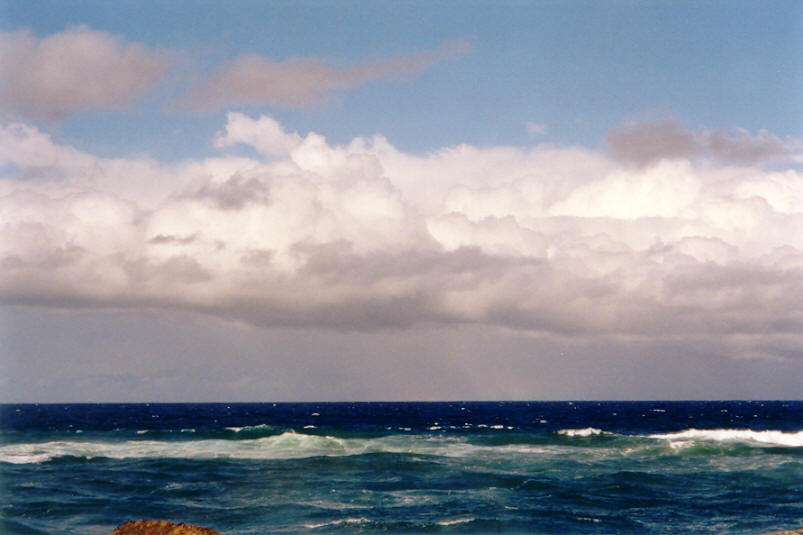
225;424;274;433
557;427;605;437
436;517;475;526
578;517;601;523
648;429;803;447
0;431;563;464
0;432;358;464
304;517;370;529
1;452;54;464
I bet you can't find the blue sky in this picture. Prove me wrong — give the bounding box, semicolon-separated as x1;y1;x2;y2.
0;1;801;401
3;1;801;159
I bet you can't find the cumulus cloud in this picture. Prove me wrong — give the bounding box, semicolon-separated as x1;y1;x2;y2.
214;113;303;157
179;39;470;110
1;114;802;360
0;26;170;119
606;119;798;166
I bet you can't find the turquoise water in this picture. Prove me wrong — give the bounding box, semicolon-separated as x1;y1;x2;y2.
1;401;801;534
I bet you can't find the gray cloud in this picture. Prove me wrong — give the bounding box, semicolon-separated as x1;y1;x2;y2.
148;234;199;245
185;174;271;210
606;119;797;166
179;40;470;110
0;27;170;119
606;120;696;165
703;129;795;164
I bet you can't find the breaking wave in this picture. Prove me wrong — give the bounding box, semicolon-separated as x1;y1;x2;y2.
2;427;800;465
557;427;607;437
648;428;803;447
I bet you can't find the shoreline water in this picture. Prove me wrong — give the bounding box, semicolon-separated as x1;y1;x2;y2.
107;522;803;535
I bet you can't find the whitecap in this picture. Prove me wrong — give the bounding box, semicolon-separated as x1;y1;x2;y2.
648;428;803;447
557;427;606;437
304;517;370;529
0;431;573;464
1;452;54;464
225;424;274;433
436;517;475;526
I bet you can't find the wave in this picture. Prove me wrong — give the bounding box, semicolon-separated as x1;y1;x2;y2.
555;427;803;447
557;427;607;437
3;427;800;464
224;424;276;433
648;428;803;447
131;424;282;440
304;518;371;529
0;431;364;464
0;431;563;465
435;517;476;526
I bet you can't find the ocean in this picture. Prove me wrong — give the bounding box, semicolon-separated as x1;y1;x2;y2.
1;401;801;535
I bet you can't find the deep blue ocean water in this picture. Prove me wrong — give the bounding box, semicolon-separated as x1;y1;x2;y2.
1;401;801;535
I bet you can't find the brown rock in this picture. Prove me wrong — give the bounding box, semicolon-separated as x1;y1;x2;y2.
109;520;220;535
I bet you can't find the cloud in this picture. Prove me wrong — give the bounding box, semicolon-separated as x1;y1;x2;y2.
0;26;170;119
214;113;303;158
606;119;798;166
179;40;470;110
1;114;802;361
525;122;548;135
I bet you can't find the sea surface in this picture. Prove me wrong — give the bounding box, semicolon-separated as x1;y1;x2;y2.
1;401;801;535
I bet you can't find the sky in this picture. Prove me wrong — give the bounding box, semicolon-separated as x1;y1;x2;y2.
0;1;801;402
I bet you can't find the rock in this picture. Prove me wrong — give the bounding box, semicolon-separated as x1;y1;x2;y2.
109;520;220;535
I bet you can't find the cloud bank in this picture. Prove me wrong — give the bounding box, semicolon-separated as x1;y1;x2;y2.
180;40;471;110
1;113;801;361
0;27;170;119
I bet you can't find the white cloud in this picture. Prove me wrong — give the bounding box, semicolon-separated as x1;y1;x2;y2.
1;114;801;361
0;27;170;119
548;160;701;219
214;113;303;158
